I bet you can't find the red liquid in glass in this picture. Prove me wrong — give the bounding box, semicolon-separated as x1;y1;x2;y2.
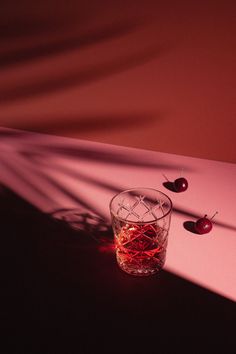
115;223;167;276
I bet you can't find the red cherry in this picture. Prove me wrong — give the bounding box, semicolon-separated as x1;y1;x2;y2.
174;177;188;192
195;215;212;234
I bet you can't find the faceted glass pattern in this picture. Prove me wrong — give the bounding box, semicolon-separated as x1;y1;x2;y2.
110;188;172;276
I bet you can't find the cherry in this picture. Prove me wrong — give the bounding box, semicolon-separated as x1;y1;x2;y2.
174;177;188;192
162;171;188;193
195;212;218;234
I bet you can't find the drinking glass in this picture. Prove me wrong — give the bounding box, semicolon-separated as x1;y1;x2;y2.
110;188;172;276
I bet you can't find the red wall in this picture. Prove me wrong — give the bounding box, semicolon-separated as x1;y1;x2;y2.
0;0;235;162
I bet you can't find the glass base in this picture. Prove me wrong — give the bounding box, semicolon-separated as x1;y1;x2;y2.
116;254;164;276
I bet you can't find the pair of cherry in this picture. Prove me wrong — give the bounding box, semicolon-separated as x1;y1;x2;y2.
164;173;218;235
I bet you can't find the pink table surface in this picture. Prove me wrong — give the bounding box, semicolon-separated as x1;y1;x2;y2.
0;127;235;301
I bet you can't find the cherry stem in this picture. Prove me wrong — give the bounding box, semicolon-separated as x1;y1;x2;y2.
210;211;218;220
180;168;183;177
162;173;169;182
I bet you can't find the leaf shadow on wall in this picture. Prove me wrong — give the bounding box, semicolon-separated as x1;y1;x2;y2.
0;21;143;69
0;15;169;147
0;44;165;105
3;113;161;136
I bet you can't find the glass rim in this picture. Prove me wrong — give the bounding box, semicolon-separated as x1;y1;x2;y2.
109;187;172;224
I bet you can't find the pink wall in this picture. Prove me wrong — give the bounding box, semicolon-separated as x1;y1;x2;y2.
0;1;235;163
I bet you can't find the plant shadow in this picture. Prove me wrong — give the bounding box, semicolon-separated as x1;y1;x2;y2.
0;21;142;69
4;112;160;136
0;186;235;353
1;128;236;233
0;44;164;104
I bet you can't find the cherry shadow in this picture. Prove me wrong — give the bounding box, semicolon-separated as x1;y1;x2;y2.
163;181;177;192
174;205;236;233
183;221;199;234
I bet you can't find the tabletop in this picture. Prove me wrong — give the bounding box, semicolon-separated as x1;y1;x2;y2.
0;127;235;353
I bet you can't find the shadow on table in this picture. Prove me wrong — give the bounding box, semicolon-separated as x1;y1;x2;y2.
1;130;235;233
1;129;235;233
0;187;234;353
0;128;182;171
